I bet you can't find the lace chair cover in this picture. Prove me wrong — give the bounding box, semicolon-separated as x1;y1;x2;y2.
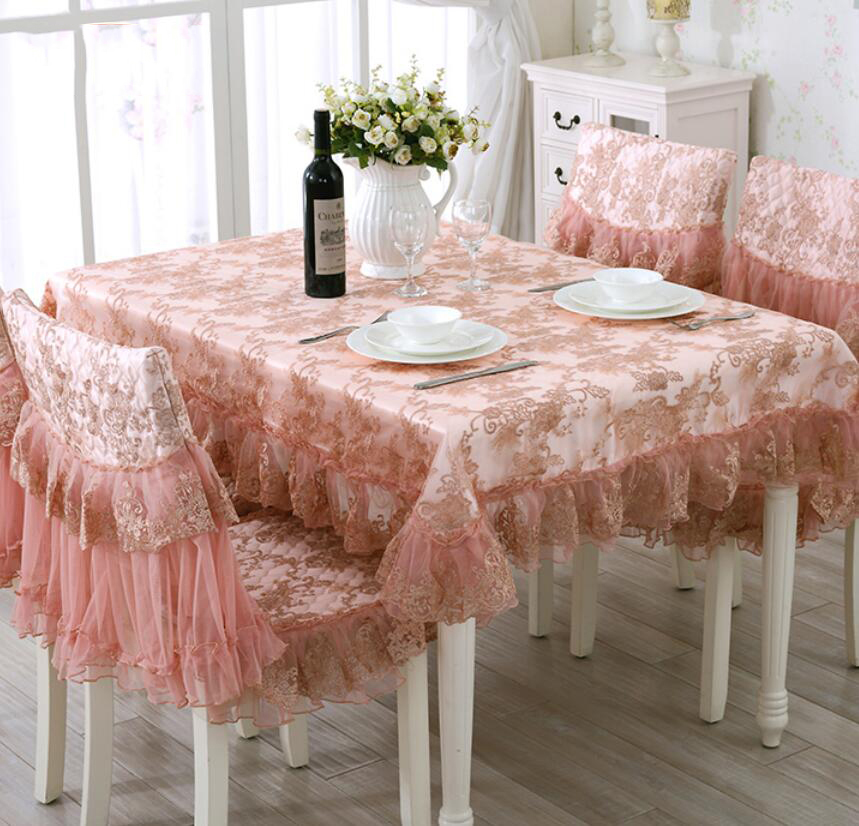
231;509;427;714
722;156;859;354
0;294;25;587
0;289;287;723
545;123;737;293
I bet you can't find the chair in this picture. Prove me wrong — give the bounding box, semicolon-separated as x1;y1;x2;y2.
1;289;431;826
723;156;859;668
532;125;740;643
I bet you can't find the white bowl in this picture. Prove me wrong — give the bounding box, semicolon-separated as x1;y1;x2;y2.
593;268;664;305
387;305;463;345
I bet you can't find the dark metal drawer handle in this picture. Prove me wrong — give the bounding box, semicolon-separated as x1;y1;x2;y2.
553;111;581;131
554;167;568;186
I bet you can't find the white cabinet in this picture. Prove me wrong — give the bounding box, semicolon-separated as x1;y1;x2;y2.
522;52;755;245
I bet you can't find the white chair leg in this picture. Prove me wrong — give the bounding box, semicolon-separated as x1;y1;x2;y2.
34;644;67;804
671;545;696;590
193;707;229;826
844;519;859;666
81;678;114;826
732;542;744;608
699;542;735;723
438;619;476;826
757;484;799;748
570;543;599;658
528;557;554;637
279;716;309;769
397;651;430;826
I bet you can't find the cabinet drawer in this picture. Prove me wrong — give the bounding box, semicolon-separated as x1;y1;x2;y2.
541;145;577;198
539;89;594;146
536;197;561;247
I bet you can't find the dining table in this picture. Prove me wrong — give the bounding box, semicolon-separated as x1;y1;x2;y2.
44;227;859;826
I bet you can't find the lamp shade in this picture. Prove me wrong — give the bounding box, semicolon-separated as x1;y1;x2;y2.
647;0;690;20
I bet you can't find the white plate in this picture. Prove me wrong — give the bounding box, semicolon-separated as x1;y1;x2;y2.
571;280;690;313
347;323;508;364
364;320;495;356
554;283;706;320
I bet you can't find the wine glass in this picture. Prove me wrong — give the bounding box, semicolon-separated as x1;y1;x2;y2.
453;199;492;292
389;204;429;299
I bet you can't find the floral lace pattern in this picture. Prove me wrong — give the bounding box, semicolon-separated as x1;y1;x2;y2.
45;228;859;624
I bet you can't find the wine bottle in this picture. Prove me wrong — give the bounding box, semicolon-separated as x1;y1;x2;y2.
304;108;346;298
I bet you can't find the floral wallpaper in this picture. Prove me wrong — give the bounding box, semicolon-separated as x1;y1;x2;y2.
574;0;859;175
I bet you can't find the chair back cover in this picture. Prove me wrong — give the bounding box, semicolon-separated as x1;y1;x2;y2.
0;289;285;722
722;156;859;354
0;292;25;586
546;123;737;293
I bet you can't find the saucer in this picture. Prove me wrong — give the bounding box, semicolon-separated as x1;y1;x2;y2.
347;323;507;365
364;320;495;356
569;280;690;314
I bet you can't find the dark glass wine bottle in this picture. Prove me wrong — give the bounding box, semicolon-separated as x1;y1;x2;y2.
304;109;346;298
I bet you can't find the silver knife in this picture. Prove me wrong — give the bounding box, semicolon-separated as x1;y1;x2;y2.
527;278;595;293
415;360;539;390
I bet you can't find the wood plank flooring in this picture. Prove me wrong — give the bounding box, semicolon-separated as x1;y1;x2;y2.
1;533;859;825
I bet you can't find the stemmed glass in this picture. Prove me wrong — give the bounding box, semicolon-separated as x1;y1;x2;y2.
453;199;492;291
390;204;429;299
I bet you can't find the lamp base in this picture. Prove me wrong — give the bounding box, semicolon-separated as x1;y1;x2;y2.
649;19;690;77
582;50;626;68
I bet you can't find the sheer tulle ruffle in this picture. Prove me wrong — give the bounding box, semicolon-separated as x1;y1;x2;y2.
11;401;238;553
546;200;725;293
722;242;859;333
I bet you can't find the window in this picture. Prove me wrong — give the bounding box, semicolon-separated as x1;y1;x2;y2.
0;0;470;296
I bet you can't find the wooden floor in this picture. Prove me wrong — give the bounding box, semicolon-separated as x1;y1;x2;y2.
2;532;859;826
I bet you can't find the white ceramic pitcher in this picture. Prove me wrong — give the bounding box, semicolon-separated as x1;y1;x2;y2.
347;158;458;280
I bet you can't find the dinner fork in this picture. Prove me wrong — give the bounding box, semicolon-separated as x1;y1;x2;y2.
671;310;756;331
298;311;390;344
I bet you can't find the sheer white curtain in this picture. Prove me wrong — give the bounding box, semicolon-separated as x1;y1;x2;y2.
397;0;541;240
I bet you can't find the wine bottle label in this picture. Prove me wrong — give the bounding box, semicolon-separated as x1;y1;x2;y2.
314;197;346;275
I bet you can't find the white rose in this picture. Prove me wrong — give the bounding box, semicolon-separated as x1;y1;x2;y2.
394;145;412;165
383;130;400;149
472;140;490;155
402;115;420;133
373;90;388;103
391;87;409;106
352;109;371;130
445;109;460;122
462;122;478;141
364;125;385;145
442;140;458;160
426;80;440;95
413;103;429;120
378;114;395;131
342;101;356;115
351;91;368;104
294;125;312;144
419;136;437;154
427;114;441;130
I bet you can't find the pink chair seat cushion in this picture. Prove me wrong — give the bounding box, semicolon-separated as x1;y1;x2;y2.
232;508;429;711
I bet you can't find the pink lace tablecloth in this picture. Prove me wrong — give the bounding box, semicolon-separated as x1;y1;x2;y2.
45;229;859;626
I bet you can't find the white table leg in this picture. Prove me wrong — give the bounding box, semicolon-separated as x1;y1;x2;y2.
234;694;259;739
280;716;310;768
671;545;696;590
398;651;430;826
528;558;554;637
844;519;859;666
757;484;798;748
438;619;476;826
193;707;229;826
570;543;598;658
699;541;735;723
732;541;744;608
34;644;67;804
81;678;113;826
